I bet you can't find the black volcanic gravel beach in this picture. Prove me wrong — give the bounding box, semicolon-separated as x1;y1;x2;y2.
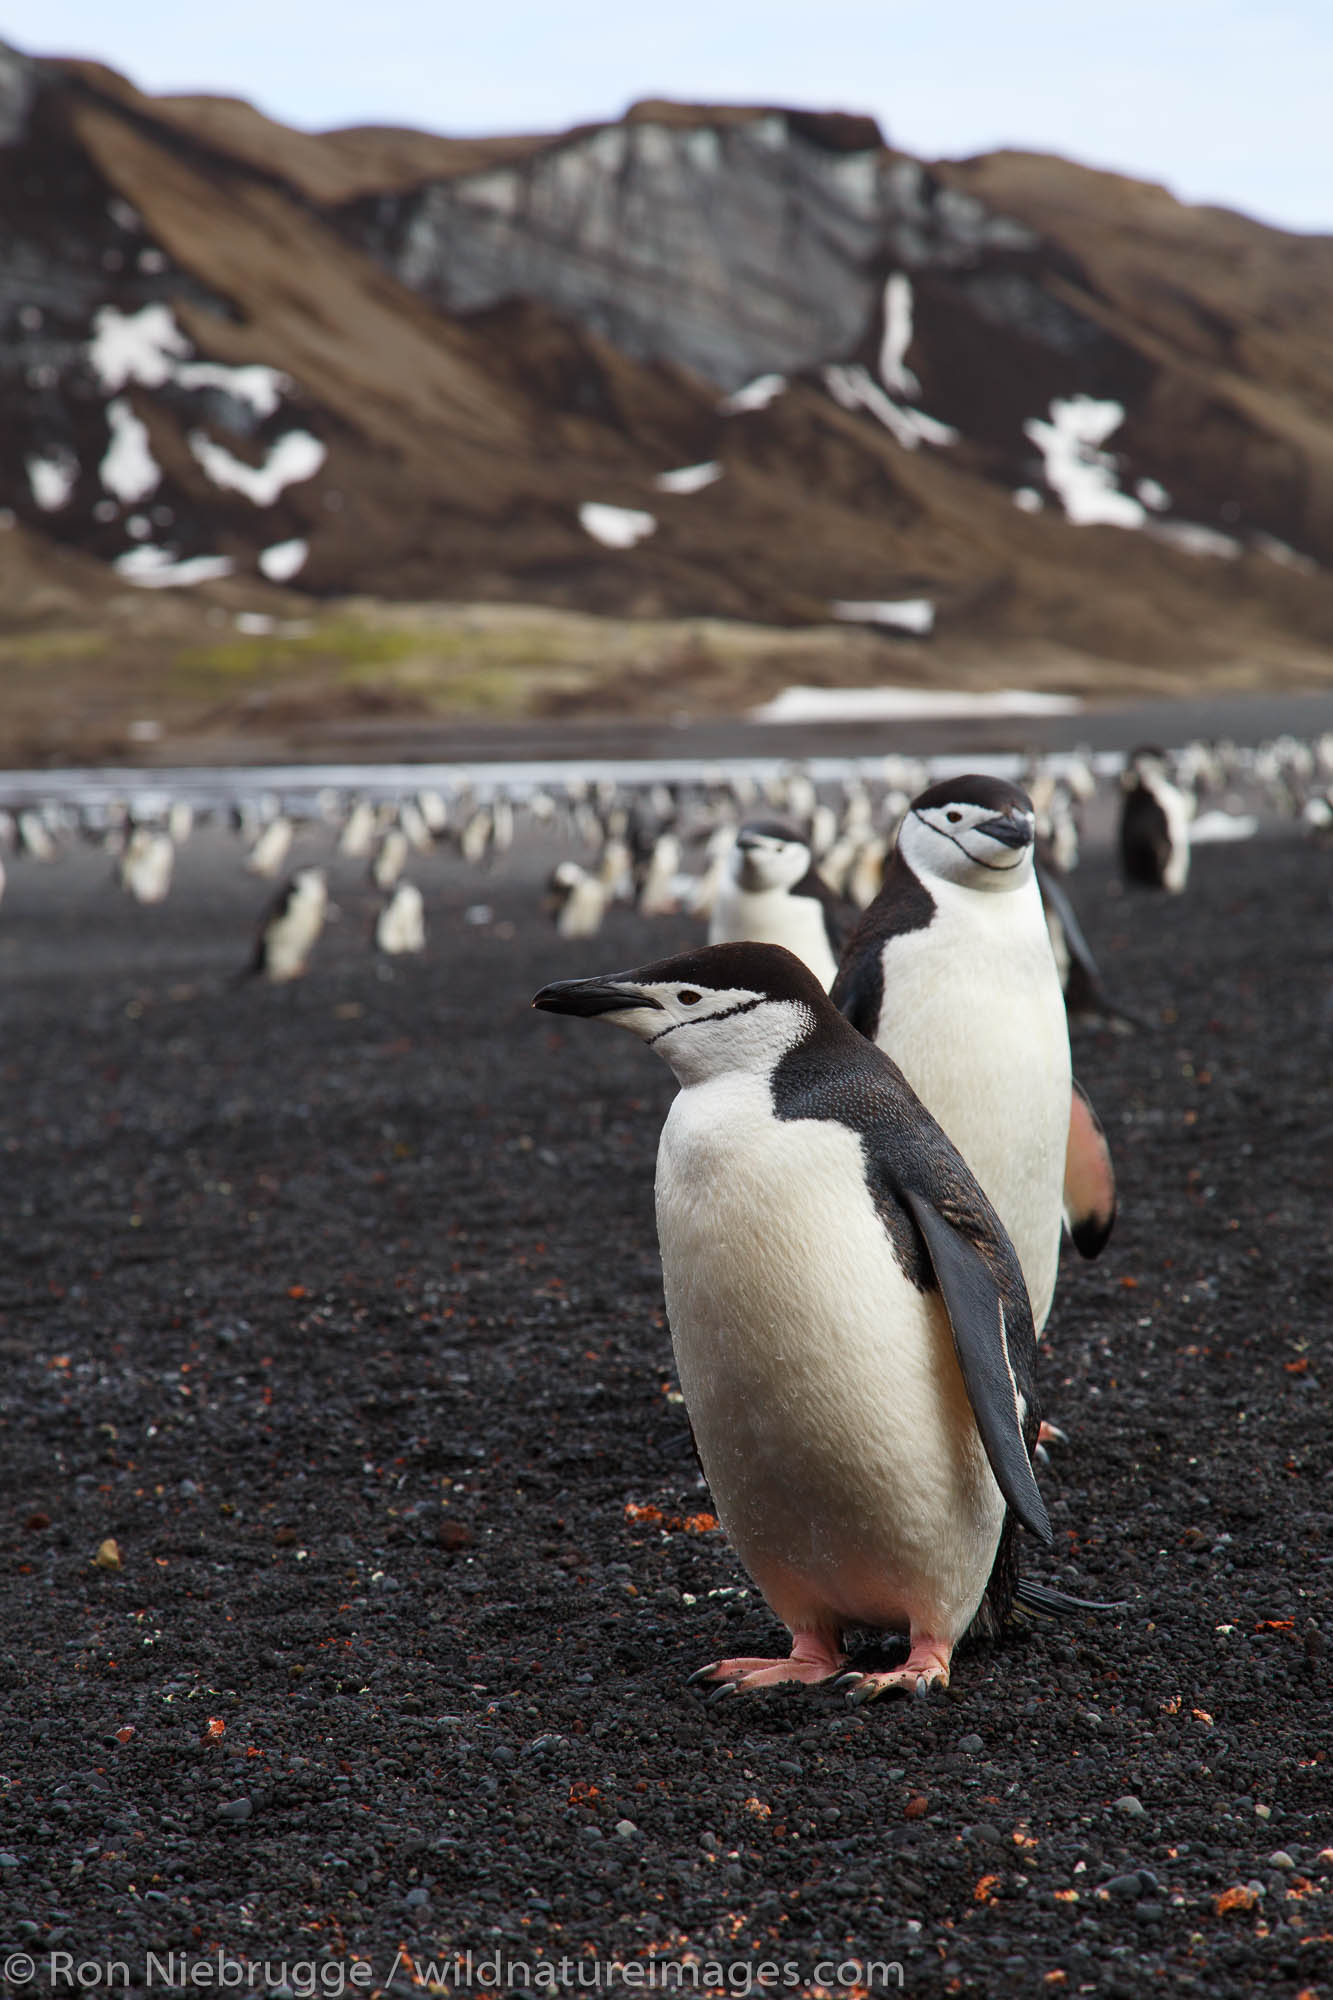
0;821;1330;2000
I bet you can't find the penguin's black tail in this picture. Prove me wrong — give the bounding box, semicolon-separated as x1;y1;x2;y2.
1014;1578;1130;1618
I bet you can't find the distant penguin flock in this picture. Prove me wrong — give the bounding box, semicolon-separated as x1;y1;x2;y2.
0;731;1329;996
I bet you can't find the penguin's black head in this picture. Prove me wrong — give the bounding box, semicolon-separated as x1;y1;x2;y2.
901;774;1036;889
533;943;828;1081
1122;745;1172;791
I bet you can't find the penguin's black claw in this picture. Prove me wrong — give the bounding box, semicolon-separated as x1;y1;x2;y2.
1039;1421;1069;1447
686;1663;721;1687
707;1680;741;1705
831;1671;865;1692
913;1675;932;1700
846;1679;880;1707
1034;1443;1051;1468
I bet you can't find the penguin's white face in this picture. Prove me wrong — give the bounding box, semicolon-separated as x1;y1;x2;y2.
731;827;812;894
899;799;1035;892
533;950;821;1085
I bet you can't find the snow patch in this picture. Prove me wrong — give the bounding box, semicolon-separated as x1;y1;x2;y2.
100;398;160;504
824;364;957;451
114;547;234;589
1149;520;1242;560
188;430;326;506
578;503;657;550
753;686;1084;724
1135;477;1171;512
879;274;920;399
719;374;786;414
830;598;936;635
174;361;289;421
1012;487;1044;513
89;303;190;391
259;537;309;582
653;462;723;495
1252;532;1316;574
1023;397;1145;528
27;448;78;512
89;304;291;419
1188;810;1259;844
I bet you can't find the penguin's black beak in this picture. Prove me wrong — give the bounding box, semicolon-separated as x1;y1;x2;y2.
976;814;1033;850
532;976;663;1018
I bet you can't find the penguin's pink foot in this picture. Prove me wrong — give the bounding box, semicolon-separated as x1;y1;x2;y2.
687;1629;846;1697
837;1636;953;1703
1037;1421;1068;1447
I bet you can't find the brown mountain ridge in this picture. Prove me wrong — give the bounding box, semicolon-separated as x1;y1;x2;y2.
2;36;1332;748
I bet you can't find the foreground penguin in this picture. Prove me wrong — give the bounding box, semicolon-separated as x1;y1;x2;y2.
534;942;1055;1698
708;820;853;989
832;776;1115;1336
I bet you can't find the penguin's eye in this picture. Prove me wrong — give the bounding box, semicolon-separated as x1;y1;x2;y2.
946;810;963;824
677;989;702;1006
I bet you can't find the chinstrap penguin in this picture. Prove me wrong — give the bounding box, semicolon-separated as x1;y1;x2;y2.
1119;747;1192;893
118;826;175;906
376;880;426;955
249;867;328;983
832;775;1115;1337
708;820;854;990
546;860;610;939
534;941;1056;1699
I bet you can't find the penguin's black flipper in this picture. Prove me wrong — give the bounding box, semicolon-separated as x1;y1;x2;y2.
1065;1079;1117;1258
828;940;884;1039
1013;1578;1129;1617
1036;857;1136;1026
899;1187;1052;1547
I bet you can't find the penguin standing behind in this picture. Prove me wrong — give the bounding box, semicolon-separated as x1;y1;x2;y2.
637;831;683;918
339;799;378;859
1119;747;1192;892
534;942;1062;1698
832;776;1115;1337
250;868;328;983
547;860;610;939
709;820;853;990
118;826;175;905
372;827;409;892
376;880;426;955
245;814;294;880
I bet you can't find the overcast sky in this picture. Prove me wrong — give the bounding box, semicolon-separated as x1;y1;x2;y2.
5;0;1329;232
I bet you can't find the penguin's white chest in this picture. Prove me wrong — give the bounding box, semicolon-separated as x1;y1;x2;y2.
655;1075;1004;1642
708;884;837;989
265;891;325;979
873;882;1070;1328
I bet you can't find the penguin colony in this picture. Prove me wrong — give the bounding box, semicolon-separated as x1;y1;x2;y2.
0;731;1326;1695
0;729;1326;972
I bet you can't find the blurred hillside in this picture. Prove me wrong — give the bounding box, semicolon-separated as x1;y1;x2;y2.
2;38;1332;759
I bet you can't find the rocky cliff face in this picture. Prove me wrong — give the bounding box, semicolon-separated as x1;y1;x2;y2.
341;107;1047;390
2;38;1332;686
